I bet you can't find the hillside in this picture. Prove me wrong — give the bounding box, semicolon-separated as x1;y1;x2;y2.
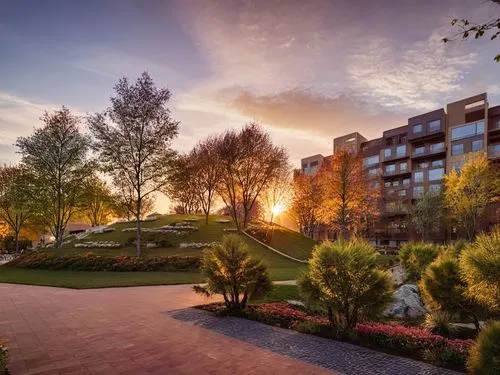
56;214;308;281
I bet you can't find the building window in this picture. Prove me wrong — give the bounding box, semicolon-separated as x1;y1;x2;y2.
472;139;484;152
414;146;425;155
429;184;441;194
393;180;400;187
384;181;391;188
368;168;379;177
385;164;396;174
452;143;464;156
363;155;379;166
414;171;424;183
451;160;464;172
400;162;407;172
431;159;444;167
451;121;485;141
429;168;445;181
416;162;428;169
396;145;406;156
413;186;424;197
403;178;411;186
413;124;423;133
398;189;407;197
428;119;441;132
310;161;318;167
384;148;392;158
430;142;444;153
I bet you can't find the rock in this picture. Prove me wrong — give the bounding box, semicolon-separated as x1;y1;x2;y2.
383;284;427;318
389;264;406;286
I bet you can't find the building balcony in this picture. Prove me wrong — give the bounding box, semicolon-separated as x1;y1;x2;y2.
382;168;411;178
380;146;409;162
411;144;446;159
488;144;500;159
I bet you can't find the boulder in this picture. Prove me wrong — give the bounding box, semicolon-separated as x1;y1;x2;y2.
383;284;427;318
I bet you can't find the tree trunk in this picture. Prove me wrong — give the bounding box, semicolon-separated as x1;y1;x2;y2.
136;196;142;257
15;229;20;253
472;314;481;333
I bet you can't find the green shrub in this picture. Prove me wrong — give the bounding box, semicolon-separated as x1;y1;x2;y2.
0;339;7;375
467;321;500;375
420;253;484;331
460;228;500;312
294;320;323;335
193;234;272;311
299;239;393;332
399;242;440;281
423;312;455;336
5;251;199;272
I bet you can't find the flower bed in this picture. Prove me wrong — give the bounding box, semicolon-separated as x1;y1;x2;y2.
199;302;473;371
179;242;219;249
5;251;200;272
121;227;183;235
184;218;199;222
75;241;121;248
0;338;7;375
215;219;231;223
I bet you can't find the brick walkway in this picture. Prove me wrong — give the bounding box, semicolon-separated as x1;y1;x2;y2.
0;283;333;375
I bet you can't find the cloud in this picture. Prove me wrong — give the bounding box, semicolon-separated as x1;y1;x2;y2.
348;33;478;111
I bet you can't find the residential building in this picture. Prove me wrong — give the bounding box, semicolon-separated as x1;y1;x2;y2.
299;93;500;247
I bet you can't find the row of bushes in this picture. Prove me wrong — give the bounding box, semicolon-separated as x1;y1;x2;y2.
0;338;7;375
230;302;473;371
6;251;200;272
0;236;32;253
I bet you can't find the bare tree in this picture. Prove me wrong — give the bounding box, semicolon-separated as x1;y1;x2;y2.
16;107;92;252
0;165;38;252
88;72;178;256
164;154;201;214
216;123;289;230
190;136;223;224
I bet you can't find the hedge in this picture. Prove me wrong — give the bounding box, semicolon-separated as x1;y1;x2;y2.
5;251;200;272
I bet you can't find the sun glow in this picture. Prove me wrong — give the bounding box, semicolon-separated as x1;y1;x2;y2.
271;203;285;217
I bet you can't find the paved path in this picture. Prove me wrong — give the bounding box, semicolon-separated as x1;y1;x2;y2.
170;309;463;375
0;283;332;375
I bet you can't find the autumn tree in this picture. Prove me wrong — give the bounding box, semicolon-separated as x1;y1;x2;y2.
444;153;500;240
290;173;321;238
88;72;179;256
261;169;292;225
16;107;92;251
164;154;200;214
317;150;379;239
0;165;38;252
80;175;118;226
410;189;444;241
189;136;223;224
216;123;288;230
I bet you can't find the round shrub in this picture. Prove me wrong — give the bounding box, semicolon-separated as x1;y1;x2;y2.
399;242;440;281
467;321;500;375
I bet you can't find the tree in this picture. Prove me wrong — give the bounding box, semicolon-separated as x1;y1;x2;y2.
0;165;38;252
164;154;201;215
299;239;393;332
399;242;440;281
468;321;500;375
460;228;500;313
420;253;485;331
193;234;272;311
410;189;444;241
189;136;223;224
261;169;292;225
114;176;155;221
290;173;321;238
80;175;118;226
216;123;288;230
444;153;500;240
16;107;92;251
443;1;500;62
88;72;179;256
317;150;379;239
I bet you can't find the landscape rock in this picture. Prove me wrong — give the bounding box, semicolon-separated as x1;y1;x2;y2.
383;284;427;318
389;264;406;286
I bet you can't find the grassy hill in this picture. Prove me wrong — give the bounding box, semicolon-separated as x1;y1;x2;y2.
52;214;309;281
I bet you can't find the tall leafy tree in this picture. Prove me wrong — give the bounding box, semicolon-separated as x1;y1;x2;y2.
0;165;38;252
88;72;179;256
80;175;118;226
317;150;379;239
410;189;444;241
290;173;321;238
16;107;92;251
164;154;201;215
444;153;500;240
216;123;288;230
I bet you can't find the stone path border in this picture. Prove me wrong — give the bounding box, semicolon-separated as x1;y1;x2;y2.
169;308;463;375
242;230;308;263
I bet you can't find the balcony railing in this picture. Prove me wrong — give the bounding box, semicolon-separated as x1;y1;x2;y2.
488;144;500;159
412;144;445;157
382;168;410;177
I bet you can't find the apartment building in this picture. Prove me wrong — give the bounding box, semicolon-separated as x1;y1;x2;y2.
300;93;500;246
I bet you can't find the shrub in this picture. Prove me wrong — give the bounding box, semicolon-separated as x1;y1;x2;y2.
420;253;484;331
399;242;440;281
193;234;272;311
460;228;500;312
0;339;7;375
5;251;199;272
467;321;500;375
299;239;392;332
423;312;455;336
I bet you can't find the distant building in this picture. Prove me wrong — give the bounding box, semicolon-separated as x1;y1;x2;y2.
299;93;500;246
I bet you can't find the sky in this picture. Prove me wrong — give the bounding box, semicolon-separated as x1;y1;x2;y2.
1;0;500;211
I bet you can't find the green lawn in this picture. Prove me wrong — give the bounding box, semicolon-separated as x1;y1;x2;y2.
263;224;318;260
251;284;300;303
0;268;204;289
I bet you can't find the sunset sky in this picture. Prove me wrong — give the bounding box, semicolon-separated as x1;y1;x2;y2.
1;0;500;210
